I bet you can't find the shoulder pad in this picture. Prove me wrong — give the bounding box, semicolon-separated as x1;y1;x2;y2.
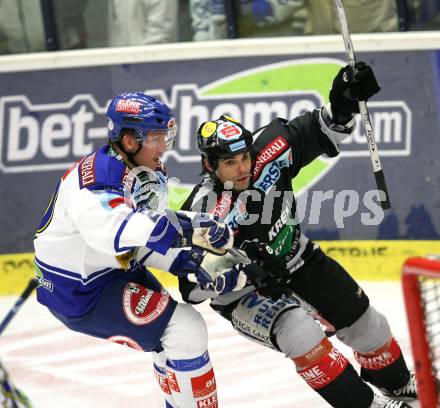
78;146;127;190
252;125;290;181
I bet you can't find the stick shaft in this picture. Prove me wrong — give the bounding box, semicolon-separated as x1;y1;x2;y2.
228;247;251;265
334;0;356;66
334;0;391;209
0;279;38;336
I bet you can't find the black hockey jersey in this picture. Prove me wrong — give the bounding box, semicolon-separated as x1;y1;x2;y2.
180;110;340;316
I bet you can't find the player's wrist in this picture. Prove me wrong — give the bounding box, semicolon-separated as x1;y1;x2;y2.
321;104;355;132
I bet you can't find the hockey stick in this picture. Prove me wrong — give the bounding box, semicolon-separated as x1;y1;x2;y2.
228;247;252;265
0;279;38;336
334;0;391;209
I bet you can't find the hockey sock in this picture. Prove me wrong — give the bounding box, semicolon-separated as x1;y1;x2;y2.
165;352;218;408
294;338;374;407
355;337;411;391
152;352;178;408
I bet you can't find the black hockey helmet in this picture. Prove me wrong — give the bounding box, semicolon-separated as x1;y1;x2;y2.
197;115;253;169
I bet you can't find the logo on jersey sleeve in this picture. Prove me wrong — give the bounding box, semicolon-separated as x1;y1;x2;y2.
253;136;289;180
79;151;97;188
123;282;170;325
98;192;132;212
254;148;292;193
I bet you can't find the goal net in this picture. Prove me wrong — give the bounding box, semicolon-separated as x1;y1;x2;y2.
402;256;440;408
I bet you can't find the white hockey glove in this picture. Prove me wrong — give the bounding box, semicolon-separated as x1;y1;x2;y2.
145;210;233;255
198;250;248;294
171;211;234;254
168;246;214;286
199;250;246;280
169;247;247;293
204;265;248;295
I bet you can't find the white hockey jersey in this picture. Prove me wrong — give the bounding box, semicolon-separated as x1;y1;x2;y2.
34;145;181;318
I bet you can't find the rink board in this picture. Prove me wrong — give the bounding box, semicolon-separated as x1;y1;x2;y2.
1;33;439;297
0;34;439;258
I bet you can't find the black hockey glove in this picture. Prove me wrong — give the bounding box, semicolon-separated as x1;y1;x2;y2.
241;262;290;301
241;241;287;273
241;241;292;300
329;61;381;125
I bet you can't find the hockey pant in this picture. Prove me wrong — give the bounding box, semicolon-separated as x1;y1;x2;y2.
50;269;217;407
231;290;375;407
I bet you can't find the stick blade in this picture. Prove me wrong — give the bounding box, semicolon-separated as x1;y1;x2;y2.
374;169;391;209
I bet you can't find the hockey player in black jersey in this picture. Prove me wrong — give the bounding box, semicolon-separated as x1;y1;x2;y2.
178;62;418;408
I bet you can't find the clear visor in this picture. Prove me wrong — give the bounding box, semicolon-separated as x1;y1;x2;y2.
142;126;177;151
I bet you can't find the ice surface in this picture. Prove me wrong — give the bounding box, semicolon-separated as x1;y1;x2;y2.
0;282;419;407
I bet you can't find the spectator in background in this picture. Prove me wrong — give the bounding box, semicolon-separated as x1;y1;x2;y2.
52;0;90;49
304;0;398;35
189;0;306;40
0;0;90;54
108;0;178;46
189;0;399;41
0;0;45;54
407;0;440;30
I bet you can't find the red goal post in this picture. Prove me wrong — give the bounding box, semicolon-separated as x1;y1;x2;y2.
402;256;440;408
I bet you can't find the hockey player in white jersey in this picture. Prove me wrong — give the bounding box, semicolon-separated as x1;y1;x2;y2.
33;92;242;408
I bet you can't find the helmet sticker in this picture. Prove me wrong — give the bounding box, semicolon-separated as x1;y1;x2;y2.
200;121;217;138
217;122;242;140
229;140;247;152
107;93;175;142
107;119;114;131
116;99;141;114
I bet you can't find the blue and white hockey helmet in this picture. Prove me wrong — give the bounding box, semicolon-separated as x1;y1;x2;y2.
106;92;176;150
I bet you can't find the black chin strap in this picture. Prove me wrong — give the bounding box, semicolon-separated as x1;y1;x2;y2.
116;140;143;167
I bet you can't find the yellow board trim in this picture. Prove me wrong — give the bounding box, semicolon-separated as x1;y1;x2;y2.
317;241;440;281
1;241;440;295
